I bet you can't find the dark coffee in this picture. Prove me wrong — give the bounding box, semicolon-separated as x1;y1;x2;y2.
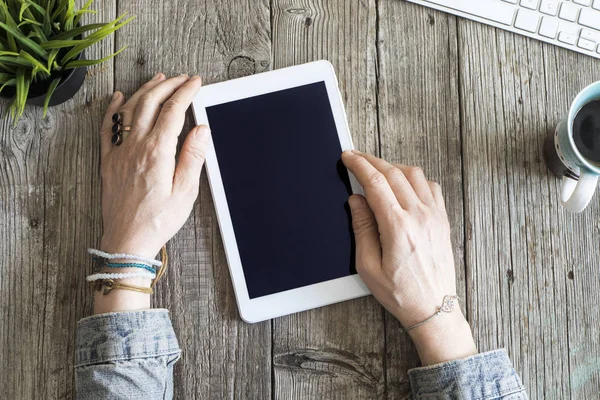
573;99;600;163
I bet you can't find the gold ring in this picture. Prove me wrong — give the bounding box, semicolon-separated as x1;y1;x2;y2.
112;123;132;134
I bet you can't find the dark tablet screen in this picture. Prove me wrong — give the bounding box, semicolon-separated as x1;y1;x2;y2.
206;81;356;299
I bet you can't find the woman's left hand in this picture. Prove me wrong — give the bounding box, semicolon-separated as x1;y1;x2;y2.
94;74;210;314
99;73;210;259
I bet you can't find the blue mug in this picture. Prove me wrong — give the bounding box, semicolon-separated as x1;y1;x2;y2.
543;82;600;213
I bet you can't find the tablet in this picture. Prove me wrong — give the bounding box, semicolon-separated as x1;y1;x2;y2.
191;61;370;323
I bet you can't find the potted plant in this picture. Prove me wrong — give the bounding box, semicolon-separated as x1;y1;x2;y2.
0;0;133;122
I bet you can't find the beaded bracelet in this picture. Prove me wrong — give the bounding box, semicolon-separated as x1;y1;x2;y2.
88;248;163;267
88;246;168;295
104;262;156;274
86;271;156;282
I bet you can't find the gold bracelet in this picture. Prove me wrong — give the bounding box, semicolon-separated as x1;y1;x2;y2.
151;245;168;288
90;279;154;295
403;295;459;332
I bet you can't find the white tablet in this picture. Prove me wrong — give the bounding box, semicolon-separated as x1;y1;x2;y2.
191;60;370;323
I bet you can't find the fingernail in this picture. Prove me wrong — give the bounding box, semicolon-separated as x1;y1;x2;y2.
191;75;201;81
348;195;364;209
152;72;162;80
111;91;120;100
351;149;363;155
180;73;189;78
197;125;211;136
342;150;356;157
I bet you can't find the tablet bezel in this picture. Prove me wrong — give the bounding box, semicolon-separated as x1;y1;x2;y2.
191;60;370;323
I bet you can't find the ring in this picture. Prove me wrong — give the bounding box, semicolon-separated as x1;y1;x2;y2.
111;133;123;146
112;123;132;134
112;112;123;124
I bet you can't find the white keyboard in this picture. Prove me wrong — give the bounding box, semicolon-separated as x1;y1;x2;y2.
406;0;600;59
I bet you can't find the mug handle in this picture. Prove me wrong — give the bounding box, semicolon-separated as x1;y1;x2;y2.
560;172;598;213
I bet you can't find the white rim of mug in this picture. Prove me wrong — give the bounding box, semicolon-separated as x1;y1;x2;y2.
567;81;600;174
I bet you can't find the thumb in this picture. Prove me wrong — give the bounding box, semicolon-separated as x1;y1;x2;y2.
173;125;211;197
348;194;382;276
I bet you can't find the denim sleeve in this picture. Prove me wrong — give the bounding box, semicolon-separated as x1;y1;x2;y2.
408;349;528;399
75;309;180;400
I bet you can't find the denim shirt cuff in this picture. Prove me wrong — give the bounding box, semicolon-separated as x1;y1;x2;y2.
76;309;180;367
408;349;526;399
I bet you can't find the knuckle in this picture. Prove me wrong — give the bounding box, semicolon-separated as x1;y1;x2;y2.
383;199;400;216
430;181;442;194
352;216;377;236
186;145;206;162
138;92;155;107
366;171;387;187
405;166;424;178
162;98;180;111
355;261;375;275
385;166;406;181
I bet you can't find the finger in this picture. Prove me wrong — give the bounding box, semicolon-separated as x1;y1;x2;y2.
353;153;421;209
348;195;382;278
100;91;126;158
133;74;192;136
342;151;403;233
172;125;211;198
392;163;435;206
118;73;167;136
152;75;203;144
428;181;446;210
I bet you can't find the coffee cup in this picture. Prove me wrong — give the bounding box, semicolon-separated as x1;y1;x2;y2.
543;81;600;213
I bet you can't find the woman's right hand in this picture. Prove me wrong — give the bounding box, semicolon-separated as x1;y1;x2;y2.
341;150;477;366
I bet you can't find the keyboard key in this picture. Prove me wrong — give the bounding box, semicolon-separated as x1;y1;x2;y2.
426;0;516;25
521;0;540;9
580;8;600;30
598;44;600;53
574;0;591;5
539;17;559;38
578;37;596;50
540;0;560;16
581;28;600;42
515;9;541;32
559;3;580;21
559;31;578;44
594;0;600;10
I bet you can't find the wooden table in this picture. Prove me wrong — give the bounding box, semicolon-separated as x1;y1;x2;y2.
2;1;599;398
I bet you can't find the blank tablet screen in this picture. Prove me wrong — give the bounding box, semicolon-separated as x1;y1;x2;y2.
207;81;355;299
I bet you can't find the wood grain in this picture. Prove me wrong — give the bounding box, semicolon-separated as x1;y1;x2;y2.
376;1;463;398
2;0;600;398
113;0;273;399
458;19;600;399
0;3;116;399
541;40;600;400
271;1;383;399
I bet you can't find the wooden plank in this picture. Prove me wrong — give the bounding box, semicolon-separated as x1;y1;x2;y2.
540;45;600;399
458;19;600;398
376;1;462;398
0;3;116;398
113;1;272;398
270;1;383;399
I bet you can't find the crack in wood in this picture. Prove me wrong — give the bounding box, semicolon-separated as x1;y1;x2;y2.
274;348;379;388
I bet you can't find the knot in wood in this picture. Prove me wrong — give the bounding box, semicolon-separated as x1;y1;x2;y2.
227;56;256;79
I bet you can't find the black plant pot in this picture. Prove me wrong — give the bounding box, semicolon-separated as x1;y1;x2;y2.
0;51;87;108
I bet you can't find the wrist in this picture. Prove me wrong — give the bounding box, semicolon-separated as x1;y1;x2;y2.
93;275;152;314
100;236;161;259
408;309;477;366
